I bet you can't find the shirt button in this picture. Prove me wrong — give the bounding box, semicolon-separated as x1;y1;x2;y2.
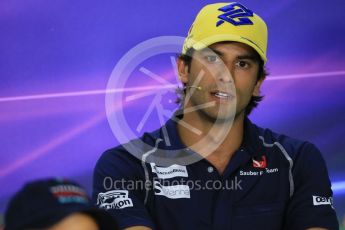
207;166;214;173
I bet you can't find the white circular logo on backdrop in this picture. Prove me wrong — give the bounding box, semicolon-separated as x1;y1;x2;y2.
105;36;236;166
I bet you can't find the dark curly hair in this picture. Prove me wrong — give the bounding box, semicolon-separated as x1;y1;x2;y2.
176;48;268;116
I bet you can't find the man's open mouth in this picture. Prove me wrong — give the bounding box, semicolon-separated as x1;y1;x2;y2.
210;90;234;99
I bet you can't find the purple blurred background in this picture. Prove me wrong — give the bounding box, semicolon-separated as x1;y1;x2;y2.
1;0;344;226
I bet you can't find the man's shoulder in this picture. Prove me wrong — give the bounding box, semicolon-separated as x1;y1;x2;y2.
253;122;320;160
96;129;161;167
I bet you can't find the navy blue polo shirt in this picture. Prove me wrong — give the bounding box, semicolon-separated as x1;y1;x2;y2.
92;118;338;230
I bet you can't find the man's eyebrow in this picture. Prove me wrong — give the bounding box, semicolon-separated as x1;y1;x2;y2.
200;48;259;62
237;55;259;61
202;48;258;60
208;48;223;56
200;48;223;56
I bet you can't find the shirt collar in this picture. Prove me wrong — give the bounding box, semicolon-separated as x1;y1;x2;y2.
241;117;264;157
157;114;263;156
159;115;186;150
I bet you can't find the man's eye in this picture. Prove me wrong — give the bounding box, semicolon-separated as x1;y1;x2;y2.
205;55;220;63
236;60;249;68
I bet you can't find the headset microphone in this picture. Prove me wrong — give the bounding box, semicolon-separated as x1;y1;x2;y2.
187;86;202;91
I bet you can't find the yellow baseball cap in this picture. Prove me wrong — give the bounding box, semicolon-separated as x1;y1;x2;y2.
182;2;268;63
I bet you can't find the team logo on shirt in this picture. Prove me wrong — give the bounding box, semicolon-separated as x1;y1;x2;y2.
97;190;133;210
252;155;267;168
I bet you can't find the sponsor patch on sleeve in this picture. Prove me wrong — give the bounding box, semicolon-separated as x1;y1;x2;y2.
312;195;334;208
97;190;133;210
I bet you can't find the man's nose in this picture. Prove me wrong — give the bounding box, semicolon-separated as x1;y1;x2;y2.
216;65;233;83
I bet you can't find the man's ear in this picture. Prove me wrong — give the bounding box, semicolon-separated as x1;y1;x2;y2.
177;58;189;84
253;78;264;97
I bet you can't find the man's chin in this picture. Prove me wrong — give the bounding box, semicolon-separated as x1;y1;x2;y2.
202;110;236;124
214;114;236;124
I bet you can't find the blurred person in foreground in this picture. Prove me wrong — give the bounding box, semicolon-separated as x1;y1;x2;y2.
4;178;118;230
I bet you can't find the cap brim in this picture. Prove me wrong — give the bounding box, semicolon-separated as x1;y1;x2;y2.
191;34;267;63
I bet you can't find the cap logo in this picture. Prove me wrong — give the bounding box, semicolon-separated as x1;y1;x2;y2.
50;185;89;204
216;3;254;27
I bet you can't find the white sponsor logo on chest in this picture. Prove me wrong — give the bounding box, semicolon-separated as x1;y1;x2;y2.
154;181;190;199
239;168;279;176
150;163;188;179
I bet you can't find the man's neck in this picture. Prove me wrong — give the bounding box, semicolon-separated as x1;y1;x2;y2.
177;109;245;162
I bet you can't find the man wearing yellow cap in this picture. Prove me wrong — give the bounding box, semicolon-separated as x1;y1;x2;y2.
93;2;338;230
